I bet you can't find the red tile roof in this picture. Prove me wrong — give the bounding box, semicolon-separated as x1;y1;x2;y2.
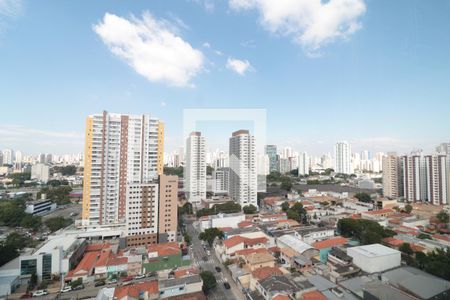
95;249;112;267
364;209;394;215
173;267;197;278
251;267;282;280
244;237;268;246
223;236;246;248
107;256;128;267
302;291;327;300
114;281;158;300
383;237;404;247
235;248;267;256
85;243;110;252
238;221;253;228
312;237;348;249
218;227;233;232
66;252;99;279
148;242;180;256
272;295;290;300
433;234;450;243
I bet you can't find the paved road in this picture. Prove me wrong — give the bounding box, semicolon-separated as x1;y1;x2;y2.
185;220;245;300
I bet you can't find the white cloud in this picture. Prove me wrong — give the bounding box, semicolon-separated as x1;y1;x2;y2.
202;42;211;48
93;12;204;87
226;58;251;75
0;0;22;18
214;50;223;56
160;101;167;107
229;0;366;54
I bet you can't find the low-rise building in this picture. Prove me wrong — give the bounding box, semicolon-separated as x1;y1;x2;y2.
346;244;400;273
159;274;203;299
25;198;57;216
199;213;245;232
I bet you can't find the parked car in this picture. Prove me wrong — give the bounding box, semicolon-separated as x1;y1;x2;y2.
94;280;106;287
20;293;32;298
134;274;146;280
60;286;72;293
223;282;231;289
32;290;48;297
72;284;84;291
215;266;222;272
122;276;133;282
146;271;157;278
106;278;118;285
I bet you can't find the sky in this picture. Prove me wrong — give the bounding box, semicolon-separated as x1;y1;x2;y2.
0;0;450;156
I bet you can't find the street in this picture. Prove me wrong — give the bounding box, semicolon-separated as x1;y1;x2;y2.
185;219;245;300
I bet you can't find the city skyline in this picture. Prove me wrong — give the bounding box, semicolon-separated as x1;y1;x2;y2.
1;1;450;154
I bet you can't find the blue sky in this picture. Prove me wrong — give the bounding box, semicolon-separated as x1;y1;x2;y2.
0;0;449;155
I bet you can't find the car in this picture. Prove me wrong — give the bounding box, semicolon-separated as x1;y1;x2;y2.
215;266;222;272
60;286;72;293
72;284;84;291
146;271;157;278
20;293;32;299
223;282;231;289
32;290;48;297
122;276;133;282
94;280;106;287
106;278;118;285
134;274;146;280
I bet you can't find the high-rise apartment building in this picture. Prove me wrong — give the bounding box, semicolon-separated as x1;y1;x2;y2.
212;167;230;194
185;132;206;205
334;141;352;174
229;130;257;208
82;111;164;226
400;154;427;202
425;155;448;205
298;152;310;176
31;163;50;183
265;145;278;173
1;149;13;165
382;152;401;198
158;175;179;243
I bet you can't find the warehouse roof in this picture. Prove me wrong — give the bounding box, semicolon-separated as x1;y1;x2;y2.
347;243;399;258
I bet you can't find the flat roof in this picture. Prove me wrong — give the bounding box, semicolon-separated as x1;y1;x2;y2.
347;243;399;258
34;235;82;254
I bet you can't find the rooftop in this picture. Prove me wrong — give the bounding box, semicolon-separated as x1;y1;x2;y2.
347;243;400;258
278;234;314;254
312;237;348;249
251;267;282;280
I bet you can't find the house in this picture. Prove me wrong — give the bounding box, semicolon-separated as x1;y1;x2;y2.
113;280;159;300
159;275;203;299
219;235;269;260
294;227;335;244
277;235;319;259
249;267;283;291
255;275;315;300
144;242;190;272
243;250;276;271
199;213;245;231
65;251;99;283
312;237;348;263
347;244;400;273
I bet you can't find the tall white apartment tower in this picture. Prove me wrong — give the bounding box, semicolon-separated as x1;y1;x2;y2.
298;152;310;176
185;132;206;205
400;154;427;203
229;130;257;208
82;111;164;226
334;141;352;174
425;155;448;205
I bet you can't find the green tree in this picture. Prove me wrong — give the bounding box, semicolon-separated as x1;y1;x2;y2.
404;204;413;214
399;243;414;256
20;214;42;231
5;232;33;249
0;243;19;267
45;217;72;232
198;228;224;246
200;271;217;293
163;167;183;177
207;166;214;176
281;201;290;212
184;233;191;246
243;204;258;214
436;210;449;224
354;192;372;203
280;177;293;191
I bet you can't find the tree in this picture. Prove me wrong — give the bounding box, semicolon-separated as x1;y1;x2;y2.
281;201;290;212
207;166;214;176
243;204;257;214
198;228;224;246
337;218;395;245
45;217;72;232
20;215;42;231
417;233;431;240
399;243;414;256
163;167;183;177
436;211;449;224
354;193;372;203
0;243;19;267
5;232;33;249
200;271;217;293
70;278;83;288
404;204;413;214
38;185;72;205
280;177;293;191
184;233;191;246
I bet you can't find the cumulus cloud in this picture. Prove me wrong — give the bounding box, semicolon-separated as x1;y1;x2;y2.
0;0;22;18
229;0;366;54
226;58;251;75
93;12;204;87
